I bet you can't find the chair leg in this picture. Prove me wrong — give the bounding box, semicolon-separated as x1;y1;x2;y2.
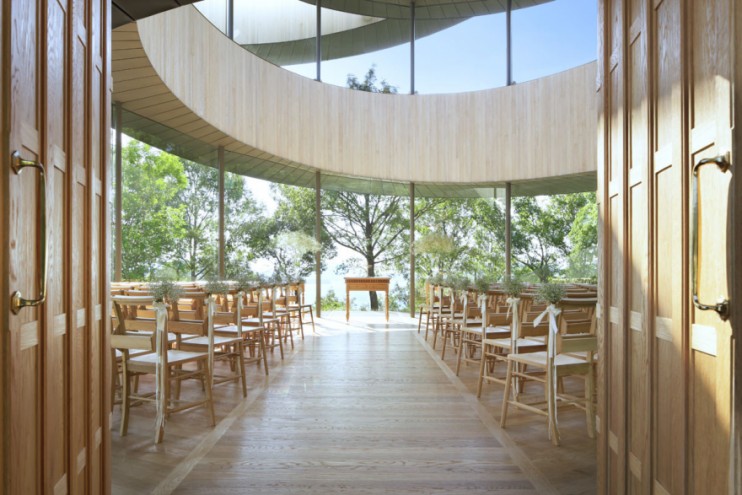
203;361;216;427
547;368;560;446
585;369;596;438
307;307;316;334
417;306;424;333
440;325;449;360
238;342;247;398
120;368;130;437
476;343;488;398
259;329;269;375
455;333;465;376
500;360;514;428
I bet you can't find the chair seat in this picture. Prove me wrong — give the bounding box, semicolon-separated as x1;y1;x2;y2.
484;337;545;351
130;349;209;366
214;324;264;336
508;351;590;368
242;317;279;325
183;335;242;347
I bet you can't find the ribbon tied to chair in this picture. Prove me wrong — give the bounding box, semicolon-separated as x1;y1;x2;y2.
533;303;562;441
207;295;216;381
506;296;521;346
153;301;168;437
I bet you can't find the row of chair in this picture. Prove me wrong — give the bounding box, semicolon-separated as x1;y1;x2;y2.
418;282;598;446
110;281;315;443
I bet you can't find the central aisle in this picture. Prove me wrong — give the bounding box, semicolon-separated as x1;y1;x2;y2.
167;314;550;494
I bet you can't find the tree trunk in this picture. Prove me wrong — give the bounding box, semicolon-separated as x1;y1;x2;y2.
367;257;379;310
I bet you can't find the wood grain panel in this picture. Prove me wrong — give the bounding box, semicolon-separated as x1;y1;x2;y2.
7;0;43;492
600;0;737;492
4;0;110;493
110;6;598;186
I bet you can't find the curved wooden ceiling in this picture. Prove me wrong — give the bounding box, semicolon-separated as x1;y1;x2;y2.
298;0;552;19
113;5;596;197
112;0;199;28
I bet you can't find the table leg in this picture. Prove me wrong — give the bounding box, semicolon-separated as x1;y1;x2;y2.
385;289;389;321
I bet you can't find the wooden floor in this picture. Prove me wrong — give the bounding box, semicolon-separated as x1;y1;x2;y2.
111;311;596;494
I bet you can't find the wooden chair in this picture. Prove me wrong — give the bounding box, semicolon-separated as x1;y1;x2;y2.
170;293;248;398
476;294;549;397
214;290;269;377
455;291;511;376
499;299;598;446
242;286;284;360
112;295;215;444
417;281;435;334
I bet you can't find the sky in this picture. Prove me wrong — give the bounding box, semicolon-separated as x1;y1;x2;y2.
284;0;597;94
248;1;599;298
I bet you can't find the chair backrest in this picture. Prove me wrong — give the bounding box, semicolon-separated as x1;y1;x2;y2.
111;295;165;353
168;292;210;337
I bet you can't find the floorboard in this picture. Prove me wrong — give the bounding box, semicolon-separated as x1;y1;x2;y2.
111;311;596;494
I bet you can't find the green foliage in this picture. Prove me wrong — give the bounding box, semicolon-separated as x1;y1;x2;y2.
473;276;494;293
120;141;186;281
271;231;322;281
536;283;566;305
119;139;266;282
511;192;596;282
320;290;344;311
234;271;260;291
150;279;183;303
346;66;398;94
415;232;456;257
269;184;336;277
501;278;525;298
204;278;229;296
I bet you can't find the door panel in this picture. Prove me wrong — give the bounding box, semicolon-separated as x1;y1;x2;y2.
3;0;111;493
599;0;736;493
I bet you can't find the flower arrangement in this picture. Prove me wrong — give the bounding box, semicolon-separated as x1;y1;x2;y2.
150;279;183;303
536;282;566;305
502;278;525;298
235;273;260;292
204;278;230;296
474;276;493;294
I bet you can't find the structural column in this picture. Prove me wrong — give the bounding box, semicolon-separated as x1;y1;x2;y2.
226;0;234;39
505;182;512;280
409;183;416;317
114;102;123;281
316;0;322;82
315;171;322;317
410;1;416;95
218;146;225;278
506;0;513;86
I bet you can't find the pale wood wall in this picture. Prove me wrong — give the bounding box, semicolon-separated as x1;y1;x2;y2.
133;6;597;186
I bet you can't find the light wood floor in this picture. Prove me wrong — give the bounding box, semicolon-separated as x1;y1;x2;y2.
111;312;596;494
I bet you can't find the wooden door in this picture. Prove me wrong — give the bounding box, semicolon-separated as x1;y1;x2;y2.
2;0;111;494
598;0;739;493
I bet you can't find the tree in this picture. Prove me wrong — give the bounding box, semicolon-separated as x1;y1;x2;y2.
267;184;337;277
511;192;595;281
322;191;409;310
120;141;186;280
346;65;397;94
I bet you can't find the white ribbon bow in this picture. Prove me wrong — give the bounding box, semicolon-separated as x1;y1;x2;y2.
153;301;168;440
236;291;244;338
477;294;488;330
507;296;521;342
533;303;562;441
207;295;216;387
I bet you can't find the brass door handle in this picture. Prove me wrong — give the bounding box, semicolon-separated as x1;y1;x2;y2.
10;151;48;314
691;154;730;321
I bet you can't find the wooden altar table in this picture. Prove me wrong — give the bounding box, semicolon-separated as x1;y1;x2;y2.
344;277;391;322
